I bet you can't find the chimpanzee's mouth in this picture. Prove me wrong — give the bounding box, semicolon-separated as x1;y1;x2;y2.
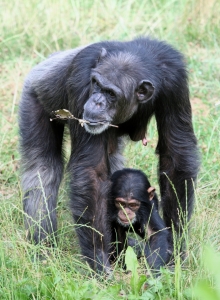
84;121;110;135
117;216;137;228
117;218;130;228
86;121;109;126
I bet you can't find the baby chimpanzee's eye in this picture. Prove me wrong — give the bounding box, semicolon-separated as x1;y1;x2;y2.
115;200;126;208
129;202;140;211
129;203;137;208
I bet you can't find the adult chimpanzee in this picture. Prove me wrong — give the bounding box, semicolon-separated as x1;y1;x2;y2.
19;36;200;273
108;168;169;272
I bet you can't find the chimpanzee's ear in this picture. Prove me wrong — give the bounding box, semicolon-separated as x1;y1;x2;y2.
136;80;155;103
97;48;107;64
147;186;155;201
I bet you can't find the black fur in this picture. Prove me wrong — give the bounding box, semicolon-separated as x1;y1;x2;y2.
108;168;169;272
19;37;200;273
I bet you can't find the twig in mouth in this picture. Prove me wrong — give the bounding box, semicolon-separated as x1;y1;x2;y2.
50;109;118;128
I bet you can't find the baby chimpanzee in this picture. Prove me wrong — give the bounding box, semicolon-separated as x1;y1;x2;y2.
108;168;169;272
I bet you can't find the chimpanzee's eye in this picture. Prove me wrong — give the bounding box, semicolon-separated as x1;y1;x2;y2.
115;200;126;208
129;202;140;210
129;203;137;208
107;90;116;98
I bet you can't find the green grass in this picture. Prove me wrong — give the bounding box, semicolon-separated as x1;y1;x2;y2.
0;0;220;299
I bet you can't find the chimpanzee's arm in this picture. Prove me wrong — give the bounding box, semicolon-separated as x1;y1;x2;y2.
109;223;128;262
144;209;169;272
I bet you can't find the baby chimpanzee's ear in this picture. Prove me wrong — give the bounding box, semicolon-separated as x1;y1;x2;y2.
147;187;155;201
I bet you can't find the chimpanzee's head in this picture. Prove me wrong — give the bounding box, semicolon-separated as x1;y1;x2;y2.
83;48;155;135
109;168;156;228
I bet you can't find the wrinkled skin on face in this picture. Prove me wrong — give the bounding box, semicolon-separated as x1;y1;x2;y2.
83;50;155;135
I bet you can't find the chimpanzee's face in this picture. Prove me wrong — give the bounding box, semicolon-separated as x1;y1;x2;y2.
114;197;141;227
83;51;155;135
83;72;136;135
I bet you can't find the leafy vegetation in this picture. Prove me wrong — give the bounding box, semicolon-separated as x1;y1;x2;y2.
0;0;220;298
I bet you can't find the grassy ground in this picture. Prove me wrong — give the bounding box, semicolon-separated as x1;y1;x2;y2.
0;0;220;299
